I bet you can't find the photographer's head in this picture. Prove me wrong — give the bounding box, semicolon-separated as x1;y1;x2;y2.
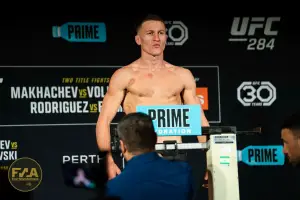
281;111;300;166
117;112;157;161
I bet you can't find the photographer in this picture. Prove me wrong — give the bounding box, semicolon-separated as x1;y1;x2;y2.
105;112;194;200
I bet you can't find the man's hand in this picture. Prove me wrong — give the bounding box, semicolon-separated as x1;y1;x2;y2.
106;153;121;180
204;170;208;180
202;170;209;188
107;161;121;180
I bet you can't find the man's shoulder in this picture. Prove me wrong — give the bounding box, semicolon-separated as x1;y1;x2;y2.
164;62;192;74
112;61;140;75
112;65;132;76
109;64;136;83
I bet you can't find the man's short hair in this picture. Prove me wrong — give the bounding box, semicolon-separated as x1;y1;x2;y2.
281;111;300;137
117;112;157;153
135;14;165;33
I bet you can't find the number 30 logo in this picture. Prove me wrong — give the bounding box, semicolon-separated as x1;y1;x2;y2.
237;81;276;106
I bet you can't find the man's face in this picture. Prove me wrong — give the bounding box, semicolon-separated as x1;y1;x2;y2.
281;128;300;166
135;20;167;56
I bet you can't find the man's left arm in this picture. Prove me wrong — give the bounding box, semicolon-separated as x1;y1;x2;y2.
180;68;210;143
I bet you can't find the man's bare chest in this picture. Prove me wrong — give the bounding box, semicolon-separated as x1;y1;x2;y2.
127;72;184;97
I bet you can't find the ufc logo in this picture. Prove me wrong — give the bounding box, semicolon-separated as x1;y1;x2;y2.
231;17;280;36
237;81;276;106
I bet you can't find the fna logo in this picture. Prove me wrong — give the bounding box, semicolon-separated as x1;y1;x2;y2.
8;157;43;192
52;22;107;43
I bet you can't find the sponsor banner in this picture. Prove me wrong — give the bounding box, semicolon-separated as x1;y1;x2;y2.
136;104;202;136
52;22;107;43
0;140;18;171
0;66;220;126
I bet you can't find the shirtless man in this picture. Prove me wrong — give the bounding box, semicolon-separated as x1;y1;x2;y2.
96;14;210;179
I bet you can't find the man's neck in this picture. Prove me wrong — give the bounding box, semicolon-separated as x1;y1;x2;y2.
139;51;164;71
124;150;154;161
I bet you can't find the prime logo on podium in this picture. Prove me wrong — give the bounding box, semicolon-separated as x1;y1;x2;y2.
238;145;284;166
136;105;202;136
52;22;107;43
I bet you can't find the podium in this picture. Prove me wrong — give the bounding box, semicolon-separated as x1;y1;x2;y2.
206;128;240;200
112;102;242;200
153;126;240;200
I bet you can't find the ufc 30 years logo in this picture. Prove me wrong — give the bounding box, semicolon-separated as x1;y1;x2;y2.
237;81;277;107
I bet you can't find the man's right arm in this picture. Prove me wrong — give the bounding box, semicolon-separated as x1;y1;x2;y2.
96;68;128;156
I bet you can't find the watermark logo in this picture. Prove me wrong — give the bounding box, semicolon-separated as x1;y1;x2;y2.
8;157;42;192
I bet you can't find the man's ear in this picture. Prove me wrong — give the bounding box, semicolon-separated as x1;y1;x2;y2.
297;136;300;147
135;35;141;45
120;140;126;153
